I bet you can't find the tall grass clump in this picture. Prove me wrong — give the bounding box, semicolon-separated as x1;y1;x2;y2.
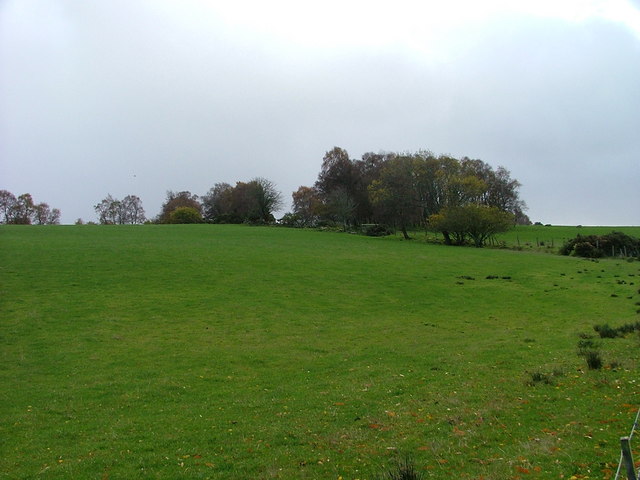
379;458;424;480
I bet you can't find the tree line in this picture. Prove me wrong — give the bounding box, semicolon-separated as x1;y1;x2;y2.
92;177;283;225
288;147;528;242
0;190;60;225
4;147;529;248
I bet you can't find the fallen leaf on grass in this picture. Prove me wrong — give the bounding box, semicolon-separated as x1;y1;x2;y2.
453;426;465;436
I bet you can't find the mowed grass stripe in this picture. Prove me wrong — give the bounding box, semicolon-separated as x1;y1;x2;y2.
1;225;639;479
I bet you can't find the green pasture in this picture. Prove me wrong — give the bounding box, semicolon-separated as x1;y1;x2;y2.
498;225;640;252
1;225;640;479
420;224;640;253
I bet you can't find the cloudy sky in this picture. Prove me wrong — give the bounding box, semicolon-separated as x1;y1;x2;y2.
1;0;639;225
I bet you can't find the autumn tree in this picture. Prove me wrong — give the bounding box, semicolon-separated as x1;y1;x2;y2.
201;179;283;224
0;190;17;224
120;195;146;224
158;191;201;224
202;183;234;222
295;147;527;233
33;203;61;225
0;190;60;225
11;194;35;224
94;194;119;224
94;194;146;224
291;186;322;226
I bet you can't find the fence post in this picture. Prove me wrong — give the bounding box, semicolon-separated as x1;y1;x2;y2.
621;436;637;480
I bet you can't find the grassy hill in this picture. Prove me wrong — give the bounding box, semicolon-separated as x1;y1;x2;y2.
1;225;639;479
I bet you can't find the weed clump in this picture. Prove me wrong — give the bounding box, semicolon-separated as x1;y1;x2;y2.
594;324;620;338
379;457;424;480
577;339;603;370
594;322;640;338
527;370;562;387
584;351;603;370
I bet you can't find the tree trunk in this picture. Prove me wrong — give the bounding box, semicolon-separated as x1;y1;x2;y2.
443;231;452;245
401;225;411;240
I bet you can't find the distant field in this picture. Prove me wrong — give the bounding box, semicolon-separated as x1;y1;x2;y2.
417;224;640;253
1;224;640;479
499;225;640;251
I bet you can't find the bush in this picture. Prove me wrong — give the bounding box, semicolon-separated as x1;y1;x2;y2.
593;323;620;338
527;371;554;386
278;212;304;228
363;224;393;237
593;322;640;338
168;207;203;224
584;350;603;370
577;338;603;370
560;232;640;258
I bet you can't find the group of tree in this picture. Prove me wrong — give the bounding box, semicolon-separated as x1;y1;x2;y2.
201;178;283;224
150;178;284;224
94;194;146;225
288;147;529;245
0;190;60;225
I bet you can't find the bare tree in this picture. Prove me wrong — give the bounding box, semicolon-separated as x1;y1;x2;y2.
0;190;16;224
0;190;61;224
94;194;119;224
95;194;146;224
33;203;52;225
120;195;146;224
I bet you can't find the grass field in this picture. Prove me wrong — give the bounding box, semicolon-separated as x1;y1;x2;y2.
1;224;640;479
420;225;640;253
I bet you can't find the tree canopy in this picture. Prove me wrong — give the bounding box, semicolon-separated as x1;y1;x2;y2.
157;191;202;224
201;178;283;224
94;194;146;225
291;147;528;245
0;190;60;225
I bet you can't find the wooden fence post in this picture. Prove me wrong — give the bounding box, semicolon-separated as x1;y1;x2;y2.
621;436;637;480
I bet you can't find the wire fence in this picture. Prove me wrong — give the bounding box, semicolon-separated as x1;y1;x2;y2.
614;406;640;480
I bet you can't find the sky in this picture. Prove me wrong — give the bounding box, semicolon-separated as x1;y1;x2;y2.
1;0;639;225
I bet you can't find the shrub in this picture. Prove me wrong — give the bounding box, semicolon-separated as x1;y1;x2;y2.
593;322;640;338
577;339;600;356
278;212;304;228
593;324;619;338
584;350;603;370
168;207;203;224
560;232;640;258
527;371;554;386
363;224;393;237
577;338;603;370
573;241;601;258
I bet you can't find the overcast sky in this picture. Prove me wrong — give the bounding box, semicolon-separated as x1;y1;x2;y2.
1;0;639;225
